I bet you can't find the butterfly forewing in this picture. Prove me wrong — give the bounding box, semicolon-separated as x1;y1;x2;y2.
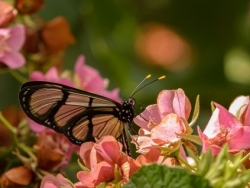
19;81;127;146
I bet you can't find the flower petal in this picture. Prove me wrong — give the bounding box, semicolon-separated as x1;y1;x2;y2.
40;174;73;188
228;126;250;150
157;89;191;119
202;108;221;138
215;103;242;132
74;55;121;102
74;55;105;91
203;103;242;138
95;136;122;164
173;89;191;119
79;142;95;169
30;67;75;87
77;161;114;187
0;50;25;69
136;147;161;165
229;96;250;127
242;103;250;126
74;182;86;188
119;155;140;182
98;88;121;103
133;104;163;131
229;96;249;116
3;166;32;186
198;126;222;155
44;67;59;80
157;90;175;115
132;134;156;153
6;24;25;50
151;113;185;144
0;2;17;27
27;118;53;133
30;71;45;81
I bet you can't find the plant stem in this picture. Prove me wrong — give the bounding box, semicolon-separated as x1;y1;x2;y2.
18;143;37;161
178;154;196;172
0;112;36;160
9;69;28;84
0;112;17;136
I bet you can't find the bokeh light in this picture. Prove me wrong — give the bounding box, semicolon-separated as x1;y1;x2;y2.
135;23;193;72
224;47;250;85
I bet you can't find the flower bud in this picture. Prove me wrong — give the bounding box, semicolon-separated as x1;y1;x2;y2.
0;166;33;188
15;0;44;14
0;2;17;28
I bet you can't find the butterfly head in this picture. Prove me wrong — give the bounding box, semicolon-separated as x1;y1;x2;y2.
120;97;136;124
128;97;136;106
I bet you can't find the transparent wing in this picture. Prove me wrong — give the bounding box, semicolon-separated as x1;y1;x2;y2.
19;81;125;144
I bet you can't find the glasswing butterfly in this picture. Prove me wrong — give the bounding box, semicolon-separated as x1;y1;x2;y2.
18;75;165;155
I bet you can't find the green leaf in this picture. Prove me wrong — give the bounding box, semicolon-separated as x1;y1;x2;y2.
210;101;216;112
189;95;200;127
124;164;211;188
196;150;213;177
196;146;250;188
179;134;202;145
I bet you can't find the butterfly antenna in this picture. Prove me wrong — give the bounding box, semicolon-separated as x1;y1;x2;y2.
130;75;166;97
133;106;149;122
130;74;151;97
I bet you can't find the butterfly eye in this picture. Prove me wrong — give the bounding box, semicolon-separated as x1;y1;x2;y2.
128;98;136;106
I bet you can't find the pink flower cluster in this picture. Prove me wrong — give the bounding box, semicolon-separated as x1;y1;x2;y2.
74;56;121;102
41;136;140;188
39;88;250;187
132;89;250;167
132;89;191;160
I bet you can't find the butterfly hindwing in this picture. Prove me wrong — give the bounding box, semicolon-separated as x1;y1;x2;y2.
117;128;131;156
19;81;125;145
66;112;125;145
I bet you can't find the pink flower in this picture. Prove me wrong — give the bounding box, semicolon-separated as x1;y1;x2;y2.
229;96;250;126
134;88;191;131
30;66;74;87
27;118;53;134
198;98;250;156
74;55;121;102
34;132;74;171
136;147;186;167
0;1;17;27
40;174;74;188
0;25;25;69
76;136;140;187
133;89;192;154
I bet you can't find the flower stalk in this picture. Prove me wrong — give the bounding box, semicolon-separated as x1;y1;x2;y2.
0;111;17;140
9;69;28;84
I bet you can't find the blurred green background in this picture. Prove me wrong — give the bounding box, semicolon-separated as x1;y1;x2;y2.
1;0;250;129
